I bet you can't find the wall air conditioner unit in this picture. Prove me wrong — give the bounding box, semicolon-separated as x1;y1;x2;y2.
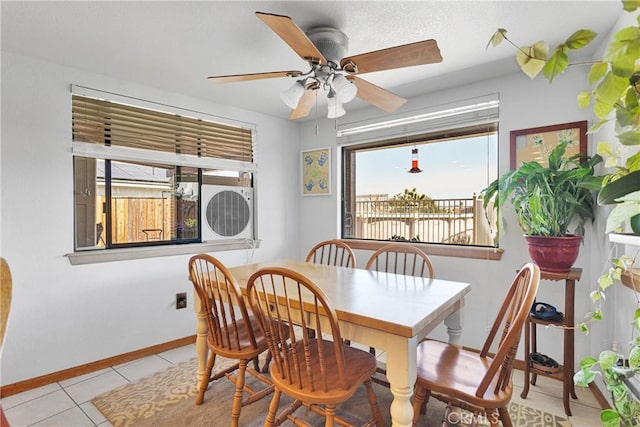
200;185;253;241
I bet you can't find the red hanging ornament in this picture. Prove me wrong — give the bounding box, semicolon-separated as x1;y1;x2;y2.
408;147;423;173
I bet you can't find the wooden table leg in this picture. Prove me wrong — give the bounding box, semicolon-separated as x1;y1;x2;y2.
193;291;209;388
444;309;463;347
386;336;418;427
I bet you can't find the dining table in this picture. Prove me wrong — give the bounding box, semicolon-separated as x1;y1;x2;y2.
193;259;471;427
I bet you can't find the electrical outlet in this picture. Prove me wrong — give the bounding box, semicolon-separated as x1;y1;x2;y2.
176;292;187;309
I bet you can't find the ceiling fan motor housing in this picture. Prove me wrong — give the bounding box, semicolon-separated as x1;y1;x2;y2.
306;27;349;67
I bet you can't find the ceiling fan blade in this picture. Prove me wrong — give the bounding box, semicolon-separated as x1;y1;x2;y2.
348;76;407;112
256;12;326;65
289;90;316;120
341;39;442;74
208;70;302;84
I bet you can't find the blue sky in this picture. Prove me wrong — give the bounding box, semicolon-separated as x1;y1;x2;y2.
356;134;498;200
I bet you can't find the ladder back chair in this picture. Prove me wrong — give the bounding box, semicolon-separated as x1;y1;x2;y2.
365;243;435;385
305;239;356;268
411;263;540;427
365;243;434;278
246;266;384;427
1;258;12;427
188;254;273;427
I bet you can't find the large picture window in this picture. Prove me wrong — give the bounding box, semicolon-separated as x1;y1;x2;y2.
72;91;255;251
341;105;499;248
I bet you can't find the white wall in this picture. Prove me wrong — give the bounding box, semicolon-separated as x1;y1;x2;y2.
0;51;300;385
1;39;625;390
297;65;608;369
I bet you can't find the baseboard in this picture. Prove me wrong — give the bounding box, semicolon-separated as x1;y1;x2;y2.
0;335;195;398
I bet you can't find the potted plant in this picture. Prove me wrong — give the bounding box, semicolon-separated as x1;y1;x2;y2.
487;1;640;424
481;140;602;272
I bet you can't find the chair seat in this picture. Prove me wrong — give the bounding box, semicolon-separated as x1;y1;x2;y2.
271;340;378;405
207;314;268;360
416;340;512;409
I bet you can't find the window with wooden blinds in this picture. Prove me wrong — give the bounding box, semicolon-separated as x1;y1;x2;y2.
72;95;253;163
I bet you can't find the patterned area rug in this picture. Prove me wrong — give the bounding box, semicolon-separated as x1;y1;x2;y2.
92;356;571;426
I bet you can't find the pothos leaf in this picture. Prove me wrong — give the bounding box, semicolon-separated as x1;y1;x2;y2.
565;29;597;49
486;28;507;49
588;62;609;85
543;47;569;82
516;41;548;79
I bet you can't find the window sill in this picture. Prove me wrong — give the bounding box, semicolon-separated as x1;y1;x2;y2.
67;239;261;265
341;239;503;261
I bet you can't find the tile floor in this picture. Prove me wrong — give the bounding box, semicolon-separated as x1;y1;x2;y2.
2;344;604;426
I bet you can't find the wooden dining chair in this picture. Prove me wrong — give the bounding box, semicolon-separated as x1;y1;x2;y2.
188;254;274;427
411;263;540;427
365;243;434;278
1;258;12;427
305;239;356;268
246;266;385;427
365;243;435;385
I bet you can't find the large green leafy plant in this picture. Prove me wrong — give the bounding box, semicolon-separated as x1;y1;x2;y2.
482;141;602;237
488;2;640;425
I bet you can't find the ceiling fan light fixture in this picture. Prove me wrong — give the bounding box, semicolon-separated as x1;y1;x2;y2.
280;81;306;109
332;74;357;103
327;94;346;119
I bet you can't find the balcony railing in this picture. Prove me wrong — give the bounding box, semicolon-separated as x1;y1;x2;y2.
347;195;495;246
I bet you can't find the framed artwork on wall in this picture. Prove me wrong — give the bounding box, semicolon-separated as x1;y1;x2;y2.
301;147;331;196
510;121;587;169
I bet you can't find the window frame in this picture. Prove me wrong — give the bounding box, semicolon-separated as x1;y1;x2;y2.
340;122;503;260
68;87;258;263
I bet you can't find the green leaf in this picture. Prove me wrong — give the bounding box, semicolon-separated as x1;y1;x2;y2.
629;345;640;368
581;356;599;368
606;201;640;232
588;62;609;85
597;72;632;106
565;29;597;50
618;130;640;145
597;141;614;157
577;91;591;108
516;41;548;79
574;368;597;387
599;350;620;371
579;323;590;333
599;273;614;290
486;28;507;49
599;171;640;204
543;47;569;82
626;151;640;171
589;120;610;134
600;409;620;427
623;0;640;12
590;290;601;302
593;309;603;321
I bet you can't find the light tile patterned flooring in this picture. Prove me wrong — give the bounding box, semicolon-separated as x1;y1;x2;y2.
2;344;604;426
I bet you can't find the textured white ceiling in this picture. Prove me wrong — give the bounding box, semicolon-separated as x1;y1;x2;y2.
1;1;623;121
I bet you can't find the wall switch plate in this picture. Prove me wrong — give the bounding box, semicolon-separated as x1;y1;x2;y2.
176;292;187;309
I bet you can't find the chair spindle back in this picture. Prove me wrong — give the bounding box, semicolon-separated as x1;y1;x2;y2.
477;263;540;396
305;239;356;268
188;254;260;356
246;267;349;392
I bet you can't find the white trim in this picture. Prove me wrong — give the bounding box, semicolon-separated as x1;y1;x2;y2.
67;239;261;265
72;141;258;172
337;94;500;146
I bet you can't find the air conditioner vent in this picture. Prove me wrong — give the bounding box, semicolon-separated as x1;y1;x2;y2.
201;185;253;241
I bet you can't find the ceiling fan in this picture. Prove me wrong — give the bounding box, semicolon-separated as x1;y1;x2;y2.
208;12;443;120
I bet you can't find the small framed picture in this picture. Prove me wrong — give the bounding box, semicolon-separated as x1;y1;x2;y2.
510;121;587;169
301;147;331;196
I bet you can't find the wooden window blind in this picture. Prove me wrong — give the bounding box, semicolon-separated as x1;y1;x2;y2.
72;95;253;163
